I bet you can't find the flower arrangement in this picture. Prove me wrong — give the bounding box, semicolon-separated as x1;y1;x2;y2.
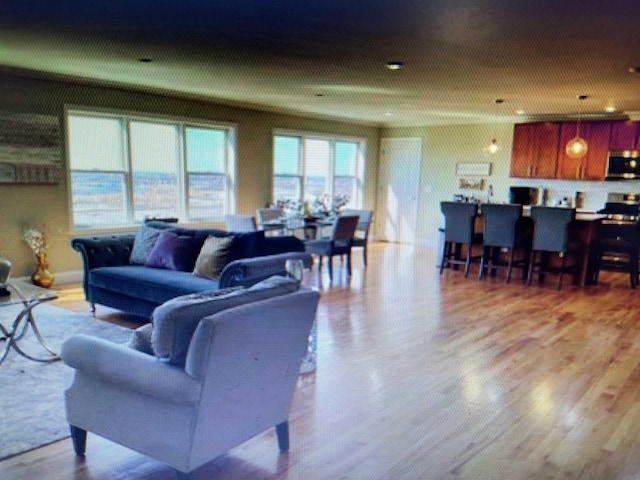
310;194;350;217
275;195;350;218
23;227;48;256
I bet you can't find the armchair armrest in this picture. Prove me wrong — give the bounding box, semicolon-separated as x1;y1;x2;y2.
218;252;312;288
61;334;201;405
71;234;136;300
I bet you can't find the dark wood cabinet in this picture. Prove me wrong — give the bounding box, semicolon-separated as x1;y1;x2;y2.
510;119;639;181
510;122;559;178
556;121;611;180
609;120;639;152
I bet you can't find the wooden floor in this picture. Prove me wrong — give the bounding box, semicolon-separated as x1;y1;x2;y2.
4;243;640;479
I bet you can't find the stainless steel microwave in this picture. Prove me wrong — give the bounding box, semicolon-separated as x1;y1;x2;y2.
606;152;640;180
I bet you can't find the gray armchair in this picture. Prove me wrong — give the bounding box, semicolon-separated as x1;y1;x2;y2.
61;286;320;479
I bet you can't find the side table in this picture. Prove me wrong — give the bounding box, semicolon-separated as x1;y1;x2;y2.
0;281;59;365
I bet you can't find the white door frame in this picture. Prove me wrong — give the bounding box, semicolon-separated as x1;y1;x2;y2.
376;137;423;244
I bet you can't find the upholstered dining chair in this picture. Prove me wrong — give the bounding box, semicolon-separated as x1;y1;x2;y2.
62;285;320;480
439;202;483;277
225;214;258;232
527;206;580;290
478;203;531;283
341;209;373;267
256;208;284;235
304;215;359;283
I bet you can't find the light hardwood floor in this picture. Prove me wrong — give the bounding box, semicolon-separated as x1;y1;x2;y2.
4;243;640;479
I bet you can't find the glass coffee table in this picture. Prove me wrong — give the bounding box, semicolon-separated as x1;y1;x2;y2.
0;281;59;365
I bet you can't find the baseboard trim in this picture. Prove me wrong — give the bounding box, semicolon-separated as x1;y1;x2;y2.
13;270;83;286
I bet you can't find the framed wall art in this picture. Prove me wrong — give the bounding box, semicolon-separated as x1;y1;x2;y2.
0;111;61;184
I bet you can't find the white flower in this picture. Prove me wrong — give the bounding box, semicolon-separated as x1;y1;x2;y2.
23;228;47;255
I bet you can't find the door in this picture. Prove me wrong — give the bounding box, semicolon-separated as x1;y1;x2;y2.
377;138;422;244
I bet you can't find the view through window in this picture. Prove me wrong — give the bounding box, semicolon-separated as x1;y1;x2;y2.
67;111;234;230
273;133;365;210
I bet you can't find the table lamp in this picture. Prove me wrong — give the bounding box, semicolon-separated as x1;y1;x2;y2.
0;257;12;296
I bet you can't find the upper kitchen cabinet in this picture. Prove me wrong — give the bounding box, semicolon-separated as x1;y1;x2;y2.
510;122;560;178
609;120;639;152
556;121;611;180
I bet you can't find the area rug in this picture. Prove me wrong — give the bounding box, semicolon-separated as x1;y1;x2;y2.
0;303;132;461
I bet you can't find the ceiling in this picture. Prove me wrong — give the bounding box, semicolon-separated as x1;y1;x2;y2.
1;0;640;127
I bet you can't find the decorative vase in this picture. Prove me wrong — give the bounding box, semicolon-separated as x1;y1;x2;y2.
31;252;54;288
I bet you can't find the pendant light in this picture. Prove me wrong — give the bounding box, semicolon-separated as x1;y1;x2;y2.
565;95;588;158
483;98;504;156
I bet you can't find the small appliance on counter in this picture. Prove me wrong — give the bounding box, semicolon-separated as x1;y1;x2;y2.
508;186;540;205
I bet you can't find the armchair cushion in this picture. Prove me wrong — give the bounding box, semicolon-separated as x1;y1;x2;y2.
145;231;204;272
151;276;300;366
129;323;154;355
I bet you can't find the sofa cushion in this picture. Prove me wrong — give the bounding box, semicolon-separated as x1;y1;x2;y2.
90;266;221;305
169;227;229;242
145;231;204;271
152;275;300;366
228;230;266;262
193;235;234;280
130;225;173;265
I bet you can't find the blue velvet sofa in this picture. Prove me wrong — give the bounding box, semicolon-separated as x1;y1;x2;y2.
71;225;311;319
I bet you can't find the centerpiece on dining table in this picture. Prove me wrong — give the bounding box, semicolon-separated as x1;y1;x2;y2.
275;194;349;219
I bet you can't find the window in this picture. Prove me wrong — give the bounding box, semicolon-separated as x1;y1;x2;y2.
67;110;234;230
273;133;365;208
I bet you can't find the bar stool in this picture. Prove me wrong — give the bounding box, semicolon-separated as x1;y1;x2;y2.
439;202;483;277
592;221;640;289
478;203;531;283
527;206;580;290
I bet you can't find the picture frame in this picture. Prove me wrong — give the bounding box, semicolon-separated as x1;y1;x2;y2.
0;111;61;184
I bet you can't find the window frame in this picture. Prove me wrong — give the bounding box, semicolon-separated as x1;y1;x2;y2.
272;129;366;208
65;106;236;233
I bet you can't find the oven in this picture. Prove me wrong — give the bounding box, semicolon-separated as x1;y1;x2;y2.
597;193;640;225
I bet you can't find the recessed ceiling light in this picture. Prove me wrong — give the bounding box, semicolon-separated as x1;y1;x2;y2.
605;106;616;113
138;58;153;63
516;109;526;115
386;62;404;71
384;112;393;117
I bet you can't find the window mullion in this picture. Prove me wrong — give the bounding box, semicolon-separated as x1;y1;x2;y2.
177;125;188;220
123;119;135;224
300;138;305;202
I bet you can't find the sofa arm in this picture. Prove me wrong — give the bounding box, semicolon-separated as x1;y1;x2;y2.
71;234;137;300
218;252;313;288
61;334;201;405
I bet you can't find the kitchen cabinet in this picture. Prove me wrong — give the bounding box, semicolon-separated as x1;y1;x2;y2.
510;122;559;178
556;121;611;180
609;120;639;152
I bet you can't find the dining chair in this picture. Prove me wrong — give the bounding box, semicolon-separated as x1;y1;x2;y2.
256;208;284;235
225;214;258;232
341;209;373;267
304;215;359;283
439;202;483;277
478;203;531;283
527;206;580;290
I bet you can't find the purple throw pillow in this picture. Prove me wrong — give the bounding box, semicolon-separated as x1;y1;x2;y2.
145;231;203;271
